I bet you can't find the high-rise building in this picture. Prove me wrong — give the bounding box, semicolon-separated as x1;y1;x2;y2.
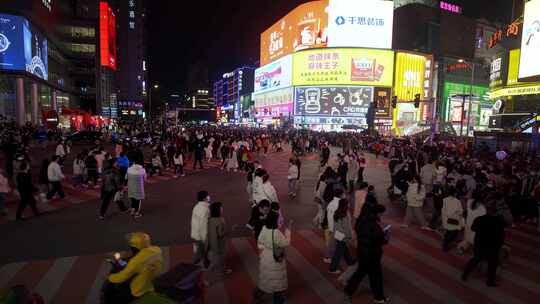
116;0;147;120
0;0;120;127
213;66;255;123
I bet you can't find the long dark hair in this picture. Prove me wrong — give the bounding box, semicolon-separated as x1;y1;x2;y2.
334;199;349;221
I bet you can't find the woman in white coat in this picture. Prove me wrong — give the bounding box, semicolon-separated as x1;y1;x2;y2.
457;191;486;253
441;187;464;252
255;212;290;303
253;171;279;204
226;144;239;172
402;176;429;229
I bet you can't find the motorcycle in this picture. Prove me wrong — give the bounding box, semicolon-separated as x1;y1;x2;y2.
101;252;203;304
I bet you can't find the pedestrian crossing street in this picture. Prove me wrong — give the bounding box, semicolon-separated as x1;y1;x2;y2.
1;221;538;304
0;159;227;224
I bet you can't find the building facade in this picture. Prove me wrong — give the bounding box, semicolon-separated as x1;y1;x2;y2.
213;66;255;124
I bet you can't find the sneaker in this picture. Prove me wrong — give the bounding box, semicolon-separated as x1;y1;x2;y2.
343;294;353;304
224;269;233;275
421;226;434;231
323;258;332;264
133;213;143;218
181;174;185;177
99;215;105;220
328;269;342;274
374;297;391;304
400;224;409;228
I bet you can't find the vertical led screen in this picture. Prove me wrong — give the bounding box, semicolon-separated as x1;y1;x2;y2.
0;13;48;80
394;52;433;101
100;2;117;70
519;0;540;80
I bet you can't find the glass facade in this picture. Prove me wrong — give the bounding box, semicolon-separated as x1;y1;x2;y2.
0;75;16;118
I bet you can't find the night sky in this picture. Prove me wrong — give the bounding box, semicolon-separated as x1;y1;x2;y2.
147;0;511;95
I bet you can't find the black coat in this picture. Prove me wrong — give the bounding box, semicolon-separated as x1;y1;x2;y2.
355;207;387;257
16;172;37;196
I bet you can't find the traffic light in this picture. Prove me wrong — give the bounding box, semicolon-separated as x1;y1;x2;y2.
391;96;397;109
414;93;421;108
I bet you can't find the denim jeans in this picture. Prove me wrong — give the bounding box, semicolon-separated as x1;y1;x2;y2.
330;240;355;272
288;179;297;194
0;193;5;211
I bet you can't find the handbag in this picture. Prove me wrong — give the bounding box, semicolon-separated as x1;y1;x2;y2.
272;230;286;263
446;218;460;225
334;230;346;241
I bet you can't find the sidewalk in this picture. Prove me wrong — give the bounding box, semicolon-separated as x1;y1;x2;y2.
1;224;539;304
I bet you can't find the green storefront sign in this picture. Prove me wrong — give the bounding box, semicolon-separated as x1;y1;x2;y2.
441;82;491;122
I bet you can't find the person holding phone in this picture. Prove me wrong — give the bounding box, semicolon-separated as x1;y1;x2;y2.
329;199;355;274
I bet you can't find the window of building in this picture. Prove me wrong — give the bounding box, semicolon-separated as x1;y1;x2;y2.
66;43;96;54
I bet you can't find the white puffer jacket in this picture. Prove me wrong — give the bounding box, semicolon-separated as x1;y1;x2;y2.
257;227;289;293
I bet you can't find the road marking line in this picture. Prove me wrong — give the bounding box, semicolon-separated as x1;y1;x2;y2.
34;256;77;303
84;260;110;304
0;262;26;289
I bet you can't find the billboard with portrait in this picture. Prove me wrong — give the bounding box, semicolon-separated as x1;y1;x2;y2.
394;52;433;101
374;87;391;118
260;1;328;66
327;0;393;49
100;2;117;70
0;13;48;80
294;86;372;119
254;55;292;94
519;0;540;80
292;48;394;87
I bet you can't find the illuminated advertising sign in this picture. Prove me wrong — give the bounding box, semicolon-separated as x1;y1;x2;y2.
0;13;48;80
374;87;391;118
294;86;372;119
254;55;292;94
439;1;461;14
100;2;117;70
394;52;433;101
519;0;540;80
489;57;503;88
254;87;293;108
260;1;328;66
327;0;393;49
293;48;394;87
490;85;540;99
507;49;535;87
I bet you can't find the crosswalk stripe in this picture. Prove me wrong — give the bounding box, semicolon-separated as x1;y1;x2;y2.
385;221;534;303
34;256;77;303
223;239;256;303
52;254;106;304
4;260;54;291
229;238;259;284
386;239;498;304
506;228;540;244
84;261;110;304
299;230;410;303
0;262;26;290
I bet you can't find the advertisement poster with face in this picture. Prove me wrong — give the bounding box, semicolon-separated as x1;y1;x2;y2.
254;55;292;94
519;0;540;80
295;86;372;118
260;1;328;66
293;48;394;87
374;87;391;118
327;0;393;49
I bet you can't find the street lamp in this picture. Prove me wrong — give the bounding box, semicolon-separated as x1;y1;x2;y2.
458;59;475;137
148;83;159;123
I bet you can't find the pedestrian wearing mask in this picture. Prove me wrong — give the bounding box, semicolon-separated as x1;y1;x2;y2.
47;155;65;200
248;200;271;241
457;191;486;254
99;160;128;219
16;162;40;220
324;188;344;264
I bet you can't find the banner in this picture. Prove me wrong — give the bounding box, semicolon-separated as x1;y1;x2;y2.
294;86;373;117
254;55;292;93
519;0;540;80
260;1;328;66
374;87;391;118
254;87;294;108
293;48;394;87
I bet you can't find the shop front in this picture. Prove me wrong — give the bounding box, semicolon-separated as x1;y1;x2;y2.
442;82;491;136
253;87;293;127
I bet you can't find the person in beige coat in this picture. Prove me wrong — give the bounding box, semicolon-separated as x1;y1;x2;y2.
402;177;430;229
255;213;290;303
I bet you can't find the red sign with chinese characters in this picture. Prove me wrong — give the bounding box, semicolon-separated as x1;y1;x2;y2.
487;22;521;49
100;2;117;70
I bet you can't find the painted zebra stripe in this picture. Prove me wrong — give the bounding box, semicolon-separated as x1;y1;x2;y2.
84;261;110;304
34;256;77;303
0;262;26;290
229;238;259;284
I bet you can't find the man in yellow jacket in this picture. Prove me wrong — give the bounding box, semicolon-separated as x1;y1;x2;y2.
109;232;163;301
